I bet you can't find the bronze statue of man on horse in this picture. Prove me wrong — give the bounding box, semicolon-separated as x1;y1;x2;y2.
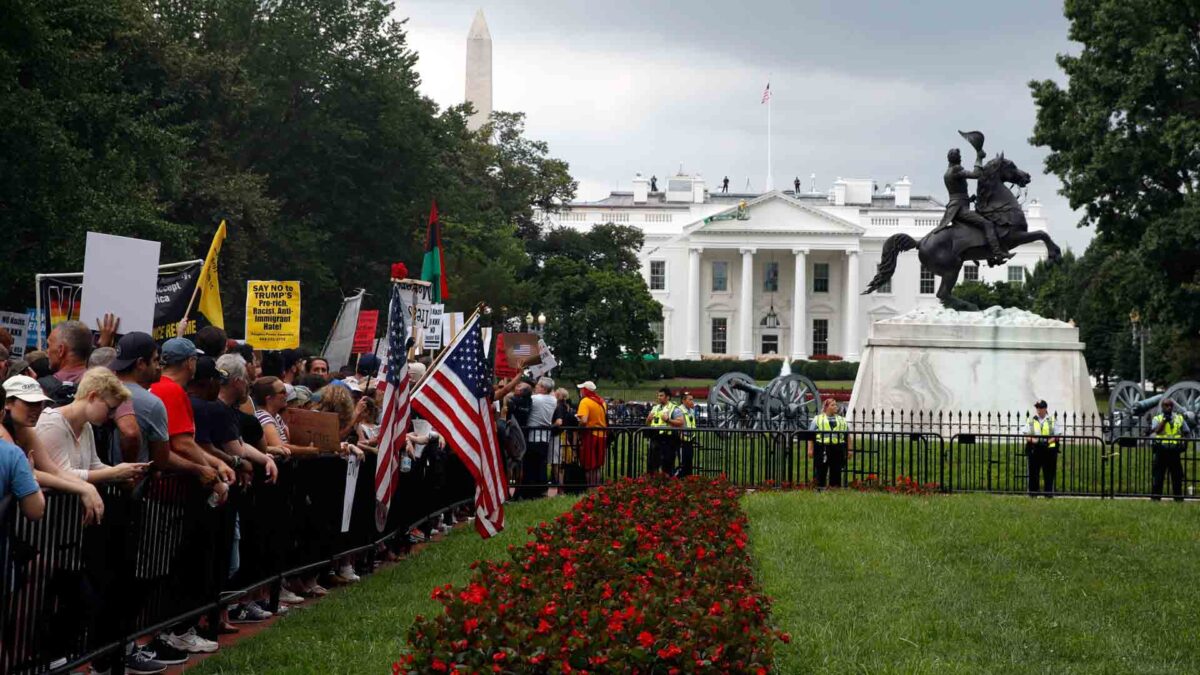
863;130;1063;311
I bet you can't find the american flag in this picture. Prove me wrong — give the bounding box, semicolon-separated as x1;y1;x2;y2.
512;344;533;357
761;82;771;104
412;315;506;538
373;283;411;532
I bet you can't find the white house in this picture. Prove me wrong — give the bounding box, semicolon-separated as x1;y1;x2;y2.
550;173;1051;361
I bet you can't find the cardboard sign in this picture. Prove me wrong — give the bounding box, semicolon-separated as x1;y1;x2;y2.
422;303;444;350
282;408;340;452
245;281;301;349
0;312;29;358
352;310;379;354
494;332;542;378
80;232;161;335
442;312;465;347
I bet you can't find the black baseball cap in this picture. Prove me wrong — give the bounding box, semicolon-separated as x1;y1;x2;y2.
110;332;158;372
1034;400;1048;409
193;356;229;384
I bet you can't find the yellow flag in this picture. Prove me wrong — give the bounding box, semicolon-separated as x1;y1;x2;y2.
196;221;227;329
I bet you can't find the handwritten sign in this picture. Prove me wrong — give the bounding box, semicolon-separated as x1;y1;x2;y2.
422;303;444;351
282;408;340;452
352;309;378;354
0;311;29;358
245;280;301;349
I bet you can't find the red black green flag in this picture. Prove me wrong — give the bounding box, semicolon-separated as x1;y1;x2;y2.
421;200;449;302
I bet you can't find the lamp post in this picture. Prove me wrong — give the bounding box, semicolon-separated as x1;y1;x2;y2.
1130;310;1146;392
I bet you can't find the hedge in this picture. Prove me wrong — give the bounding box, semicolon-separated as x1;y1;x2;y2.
644;358;858;382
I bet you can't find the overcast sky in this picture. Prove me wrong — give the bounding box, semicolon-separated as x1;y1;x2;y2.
396;0;1093;254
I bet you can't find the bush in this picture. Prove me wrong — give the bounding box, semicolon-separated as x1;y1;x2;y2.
398;476;787;672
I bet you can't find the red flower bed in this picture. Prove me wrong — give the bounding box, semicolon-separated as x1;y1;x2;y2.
397;476;788;673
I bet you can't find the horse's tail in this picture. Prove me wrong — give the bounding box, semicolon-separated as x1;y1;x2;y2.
863;233;918;295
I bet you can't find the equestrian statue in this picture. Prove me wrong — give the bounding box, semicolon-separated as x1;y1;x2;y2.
863;130;1062;311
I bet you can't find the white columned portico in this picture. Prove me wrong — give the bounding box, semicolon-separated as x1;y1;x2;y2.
791;248;808;360
843;249;861;360
686;247;702;359
738;247;755;359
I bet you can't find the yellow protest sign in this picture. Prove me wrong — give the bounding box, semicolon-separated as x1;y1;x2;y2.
245;280;301;349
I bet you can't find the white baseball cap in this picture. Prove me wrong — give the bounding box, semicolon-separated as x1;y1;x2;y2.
3;375;51;403
575;381;597;391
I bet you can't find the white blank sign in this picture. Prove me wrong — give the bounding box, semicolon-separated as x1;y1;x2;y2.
80;232;161;335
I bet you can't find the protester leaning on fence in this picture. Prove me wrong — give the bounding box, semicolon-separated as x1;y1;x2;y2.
33;367;149;484
519;377;558;498
1149;399;1191;502
808;398;852;489
1023;400;1059;497
2;375;106;524
0;436;44;520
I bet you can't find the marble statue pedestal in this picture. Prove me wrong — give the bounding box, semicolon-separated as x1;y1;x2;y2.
848;306;1098;416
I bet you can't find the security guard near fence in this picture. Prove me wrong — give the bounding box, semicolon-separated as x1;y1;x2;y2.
1023;400;1059;497
675;392;698;478
807;398;852;488
645;387;684;475
1149;399;1191;502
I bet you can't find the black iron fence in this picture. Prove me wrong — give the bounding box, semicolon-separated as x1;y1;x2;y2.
1;454;474;675
520;420;1197;500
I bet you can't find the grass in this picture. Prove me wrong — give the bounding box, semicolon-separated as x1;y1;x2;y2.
191;496;577;675
745;491;1200;674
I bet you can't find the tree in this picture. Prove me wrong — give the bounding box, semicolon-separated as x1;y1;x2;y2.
1029;0;1200;379
534;224;660;382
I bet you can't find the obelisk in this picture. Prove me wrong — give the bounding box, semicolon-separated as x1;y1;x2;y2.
465;9;492;132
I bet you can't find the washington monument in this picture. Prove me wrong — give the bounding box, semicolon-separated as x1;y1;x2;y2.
465;9;492;131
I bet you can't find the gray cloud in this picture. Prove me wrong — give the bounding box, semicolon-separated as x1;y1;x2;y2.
398;0;1094;253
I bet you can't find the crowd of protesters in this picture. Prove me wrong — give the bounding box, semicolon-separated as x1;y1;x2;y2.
0;319;477;674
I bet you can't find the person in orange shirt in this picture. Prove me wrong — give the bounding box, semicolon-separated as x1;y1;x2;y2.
574;381;608;487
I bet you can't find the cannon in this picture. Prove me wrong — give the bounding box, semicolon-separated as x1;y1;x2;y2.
707;371;822;429
1107;380;1200;439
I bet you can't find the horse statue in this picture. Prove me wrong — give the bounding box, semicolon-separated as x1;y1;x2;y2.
863;146;1062;311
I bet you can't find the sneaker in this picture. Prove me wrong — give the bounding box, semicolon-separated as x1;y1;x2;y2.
308;583;329;597
125;647;167;674
144;637;189;665
262;600;289;616
163;627;218;654
337;565;361;582
229;602;272;623
279;588;304;604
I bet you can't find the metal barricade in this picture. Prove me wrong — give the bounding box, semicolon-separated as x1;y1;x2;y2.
947;433;1111;496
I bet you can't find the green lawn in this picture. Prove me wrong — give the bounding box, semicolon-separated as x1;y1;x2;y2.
746;491;1200;674
191;497;577;675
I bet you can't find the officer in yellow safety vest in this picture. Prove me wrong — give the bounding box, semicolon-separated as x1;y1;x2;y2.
645;387;684;475
807;398;852;488
675;392;698;478
1023;400;1059;497
1149;399;1191;502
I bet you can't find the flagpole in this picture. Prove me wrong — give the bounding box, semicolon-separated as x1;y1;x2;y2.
766;78;773;192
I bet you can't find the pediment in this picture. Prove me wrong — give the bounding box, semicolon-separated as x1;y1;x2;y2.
696;191;864;235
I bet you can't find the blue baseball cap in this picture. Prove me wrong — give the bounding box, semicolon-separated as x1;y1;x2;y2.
357;353;380;376
161;337;204;365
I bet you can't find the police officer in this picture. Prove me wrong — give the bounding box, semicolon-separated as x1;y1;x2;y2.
645;387;683;474
1150;399;1191;502
1023;400;1059;497
675;392;698;478
807;398;851;488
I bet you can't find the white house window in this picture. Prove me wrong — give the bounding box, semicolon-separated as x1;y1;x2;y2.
813;263;830;293
649;319;664;355
1007;265;1025;284
964;264;979;282
761;334;779;355
711;318;728;354
712;261;728;292
649;260;666;291
763;261;779;292
812;319;829;356
920;265;935;294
